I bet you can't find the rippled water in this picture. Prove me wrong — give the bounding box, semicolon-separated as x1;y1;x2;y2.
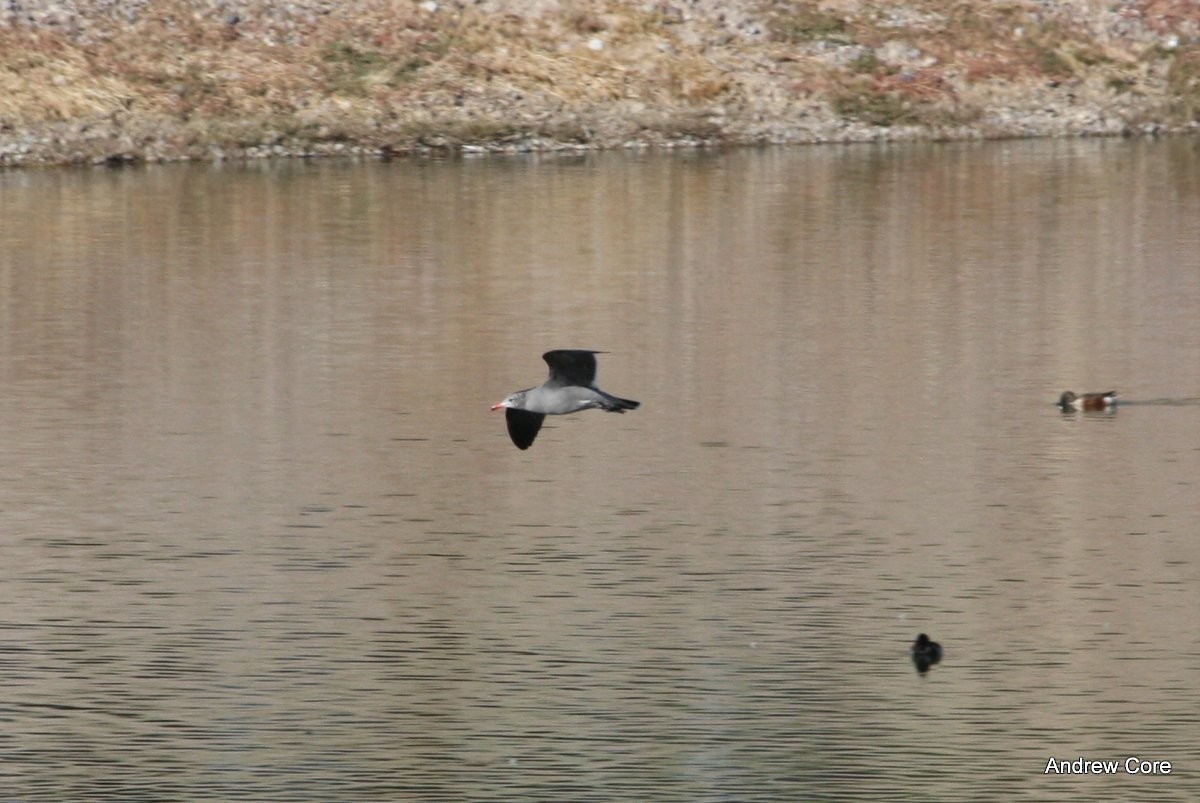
1;139;1199;800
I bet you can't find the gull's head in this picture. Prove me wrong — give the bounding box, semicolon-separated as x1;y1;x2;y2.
491;391;525;411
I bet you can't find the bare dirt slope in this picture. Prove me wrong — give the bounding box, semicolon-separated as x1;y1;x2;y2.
1;0;1198;165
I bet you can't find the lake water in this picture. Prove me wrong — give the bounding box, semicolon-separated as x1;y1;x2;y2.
1;138;1198;800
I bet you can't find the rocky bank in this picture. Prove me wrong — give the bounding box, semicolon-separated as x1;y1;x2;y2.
1;0;1198;166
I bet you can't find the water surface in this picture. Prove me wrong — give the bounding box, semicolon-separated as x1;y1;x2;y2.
1;138;1199;800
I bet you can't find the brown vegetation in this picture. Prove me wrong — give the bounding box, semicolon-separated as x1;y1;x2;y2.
0;0;1197;165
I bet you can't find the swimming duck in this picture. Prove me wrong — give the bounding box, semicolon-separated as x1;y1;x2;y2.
1058;390;1117;412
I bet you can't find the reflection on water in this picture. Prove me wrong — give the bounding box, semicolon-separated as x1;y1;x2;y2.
1;139;1199;800
1122;397;1200;406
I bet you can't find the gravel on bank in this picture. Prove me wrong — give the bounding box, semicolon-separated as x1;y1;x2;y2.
1;0;1198;166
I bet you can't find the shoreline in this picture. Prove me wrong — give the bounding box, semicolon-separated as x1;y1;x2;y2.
2;0;1198;167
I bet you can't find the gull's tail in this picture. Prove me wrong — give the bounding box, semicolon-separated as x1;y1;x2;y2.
599;393;639;413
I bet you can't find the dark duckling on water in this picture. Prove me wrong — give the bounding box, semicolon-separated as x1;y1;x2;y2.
912;633;943;673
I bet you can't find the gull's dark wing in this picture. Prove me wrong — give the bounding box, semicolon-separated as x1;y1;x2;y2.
505;408;545;450
542;350;602;388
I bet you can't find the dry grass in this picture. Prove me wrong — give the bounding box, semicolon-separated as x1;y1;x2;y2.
1165;45;1200;122
0;0;1196;164
0;31;133;121
766;3;854;44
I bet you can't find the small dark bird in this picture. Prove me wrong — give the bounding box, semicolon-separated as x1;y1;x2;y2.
1058;390;1117;412
912;633;943;674
492;350;639;450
